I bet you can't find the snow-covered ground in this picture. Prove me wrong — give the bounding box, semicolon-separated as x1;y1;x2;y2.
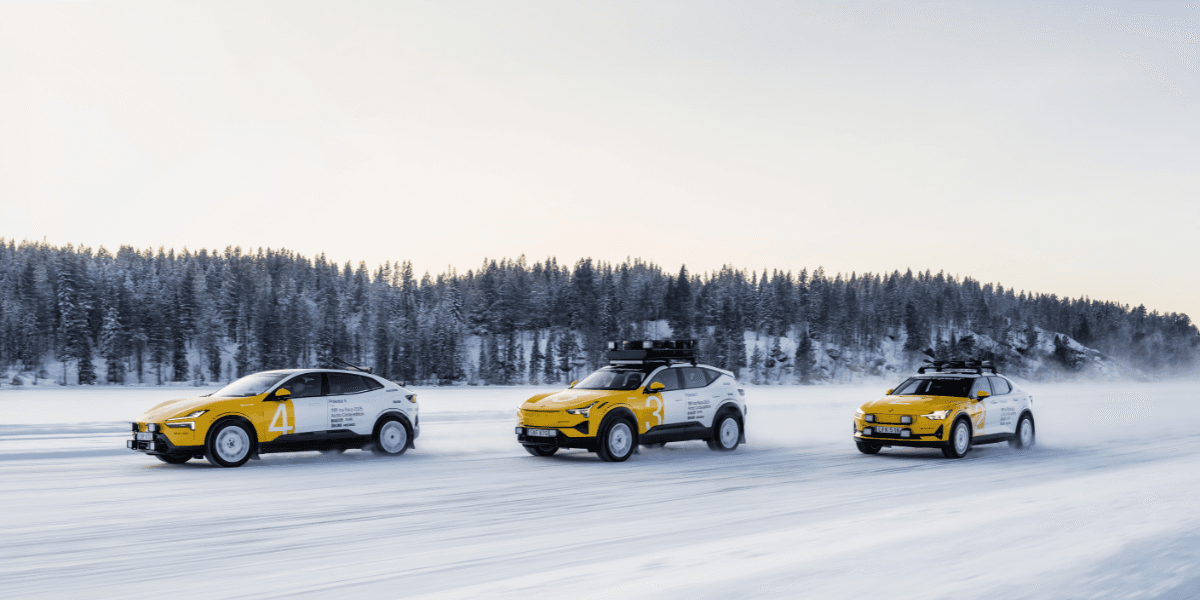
1;381;1198;599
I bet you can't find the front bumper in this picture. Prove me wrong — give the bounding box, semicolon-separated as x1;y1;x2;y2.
515;426;597;451
854;423;946;447
128;423;202;457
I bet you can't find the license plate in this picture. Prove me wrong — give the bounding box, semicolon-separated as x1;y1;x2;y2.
527;428;556;438
874;426;902;434
136;432;154;441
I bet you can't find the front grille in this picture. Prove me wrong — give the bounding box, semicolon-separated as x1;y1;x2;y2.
874;415;913;425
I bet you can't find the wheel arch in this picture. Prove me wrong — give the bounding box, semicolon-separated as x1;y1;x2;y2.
207;415;260;458
207;415;259;448
715;401;744;418
599;406;637;429
713;402;746;444
373;411;415;449
953;411;975;434
1018;410;1036;431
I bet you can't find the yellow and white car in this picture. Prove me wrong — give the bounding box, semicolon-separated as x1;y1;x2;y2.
128;367;419;467
853;360;1035;458
516;340;747;462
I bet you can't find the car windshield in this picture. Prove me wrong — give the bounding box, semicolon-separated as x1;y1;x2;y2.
574;367;648;390
213;372;289;397
891;377;973;398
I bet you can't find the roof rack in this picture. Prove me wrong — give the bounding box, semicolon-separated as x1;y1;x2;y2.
917;359;996;375
331;357;374;375
605;340;697;365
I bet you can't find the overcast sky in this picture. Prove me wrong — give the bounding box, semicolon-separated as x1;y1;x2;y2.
1;1;1197;317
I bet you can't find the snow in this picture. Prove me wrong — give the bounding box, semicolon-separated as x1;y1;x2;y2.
2;382;1199;599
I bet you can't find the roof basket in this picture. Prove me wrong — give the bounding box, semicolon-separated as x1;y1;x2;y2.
918;359;996;375
331;357;374;374
605;340;697;365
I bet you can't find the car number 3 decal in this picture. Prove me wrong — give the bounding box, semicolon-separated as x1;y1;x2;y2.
269;403;294;434
644;397;663;430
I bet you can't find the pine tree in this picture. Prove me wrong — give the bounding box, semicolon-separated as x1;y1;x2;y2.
749;344;764;384
543;330;558;384
795;329;815;384
1074;316;1092;346
56;251;94;384
902;302;925;354
502;330;518;384
528;332;543;385
557;330;577;383
768;336;785;383
99;303;125;384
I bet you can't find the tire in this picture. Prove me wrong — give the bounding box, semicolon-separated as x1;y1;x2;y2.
711;412;742;452
1009;414;1035;449
524;445;558;457
318;448;345;455
371;417;410;457
856;441;882;455
205;420;254;468
598;417;635;462
942;418;972;459
155;454;191;464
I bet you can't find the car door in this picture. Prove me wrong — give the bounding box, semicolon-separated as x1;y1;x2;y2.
277;373;327;435
326;373;372;435
969;377;994;436
679;367;717;426
645;367;686;431
988;376;1018;435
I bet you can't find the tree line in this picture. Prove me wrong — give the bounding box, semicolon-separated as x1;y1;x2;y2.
0;239;1195;386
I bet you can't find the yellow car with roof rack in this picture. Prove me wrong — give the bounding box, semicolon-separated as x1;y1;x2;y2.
515;340;748;462
853;360;1036;458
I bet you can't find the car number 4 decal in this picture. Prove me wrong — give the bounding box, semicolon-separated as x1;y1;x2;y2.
269;403;294;434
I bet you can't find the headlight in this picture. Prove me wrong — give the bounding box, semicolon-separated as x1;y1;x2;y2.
566;403;596;418
864;414;875;423
171;410;207;419
855;409;864;419
922;410;951;420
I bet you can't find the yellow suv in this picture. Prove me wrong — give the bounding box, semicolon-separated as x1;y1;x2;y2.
516;340;748;462
853;360;1035;459
128;366;419;467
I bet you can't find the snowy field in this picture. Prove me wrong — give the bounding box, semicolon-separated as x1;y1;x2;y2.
1;381;1198;599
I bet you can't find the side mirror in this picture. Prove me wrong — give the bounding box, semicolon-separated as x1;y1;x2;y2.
273;388;291;399
645;382;666;394
570;380;578;388
975;391;990;400
885;389;894;395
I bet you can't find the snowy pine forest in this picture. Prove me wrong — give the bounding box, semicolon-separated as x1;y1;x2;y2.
0;239;1196;387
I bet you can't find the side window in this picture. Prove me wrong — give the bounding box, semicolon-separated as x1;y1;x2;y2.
702;368;722;384
680;367;709;389
647;369;682;391
989;377;1011;395
328;373;370;395
281;373;322;398
970;377;992;398
362;376;384;391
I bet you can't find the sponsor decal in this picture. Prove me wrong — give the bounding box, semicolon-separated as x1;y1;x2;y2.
686;399;711;420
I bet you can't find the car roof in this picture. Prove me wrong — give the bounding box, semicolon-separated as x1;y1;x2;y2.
913;373;1009;379
261;368;382;377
